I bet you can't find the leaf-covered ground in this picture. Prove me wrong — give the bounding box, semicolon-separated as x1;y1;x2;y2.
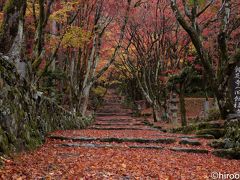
1;90;239;179
1;139;239;179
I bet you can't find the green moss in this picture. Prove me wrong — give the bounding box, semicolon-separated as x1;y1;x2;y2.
3;0;15;13
196;128;225;139
171;124;198;134
206;109;221;121
198;122;223;129
212;148;240;159
0;127;10;153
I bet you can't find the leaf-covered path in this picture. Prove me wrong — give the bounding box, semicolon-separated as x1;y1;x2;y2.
1;90;239;179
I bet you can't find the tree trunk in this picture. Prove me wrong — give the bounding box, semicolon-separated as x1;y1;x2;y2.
0;0;26;53
79;84;92;116
1;0;27;78
152;102;161;122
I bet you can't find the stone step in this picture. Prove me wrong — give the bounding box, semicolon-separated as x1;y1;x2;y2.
104;99;122;103
89;127;157;131
49;135;176;144
170;147;209;154
194;134;215;139
96;118;133;121
94;123;145;126
96;113;132;116
97;109;131;114
94;120;138;124
104;96;123;100
60;143;164;150
180;134;215;139
99;104;129;108
103;102;122;105
179;138;201;146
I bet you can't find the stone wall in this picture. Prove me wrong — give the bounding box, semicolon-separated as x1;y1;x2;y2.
0;85;93;154
0;56;93;154
182;98;215;119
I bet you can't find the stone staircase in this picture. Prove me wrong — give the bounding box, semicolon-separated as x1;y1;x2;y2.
49;89;214;155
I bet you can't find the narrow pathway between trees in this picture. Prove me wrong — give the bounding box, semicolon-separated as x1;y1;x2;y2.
1;89;239;179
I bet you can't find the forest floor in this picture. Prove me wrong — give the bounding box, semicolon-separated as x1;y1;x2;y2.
0;89;239;179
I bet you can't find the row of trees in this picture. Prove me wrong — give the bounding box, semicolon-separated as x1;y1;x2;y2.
115;0;240;125
0;0;134;117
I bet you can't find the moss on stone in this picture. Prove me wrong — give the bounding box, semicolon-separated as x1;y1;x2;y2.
196;128;225;139
212;148;240;159
0;62;93;155
0;127;10;153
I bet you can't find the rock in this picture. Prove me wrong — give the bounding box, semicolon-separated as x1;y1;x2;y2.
48;135;98;141
227;114;240;119
209;138;238;149
196;128;225;139
197;121;224;129
224;117;240;148
212;148;240;159
179;138;201;146
170;147;209;154
209;139;226;149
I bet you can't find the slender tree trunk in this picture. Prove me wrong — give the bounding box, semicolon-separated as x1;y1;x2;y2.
152;101;161;122
79;83;92;116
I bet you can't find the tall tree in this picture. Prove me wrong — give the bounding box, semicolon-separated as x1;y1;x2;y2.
170;0;240;118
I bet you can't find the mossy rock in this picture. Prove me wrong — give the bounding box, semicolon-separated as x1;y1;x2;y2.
212;148;240;159
209;139;226;149
197;121;224;129
171;125;197;134
206;109;221;121
196;128;225;139
209;138;240;149
171;121;224;134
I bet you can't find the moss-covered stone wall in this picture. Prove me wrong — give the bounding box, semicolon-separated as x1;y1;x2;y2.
0;56;93;155
0;85;93;154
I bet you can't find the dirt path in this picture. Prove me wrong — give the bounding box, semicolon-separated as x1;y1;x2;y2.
1;89;239;179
